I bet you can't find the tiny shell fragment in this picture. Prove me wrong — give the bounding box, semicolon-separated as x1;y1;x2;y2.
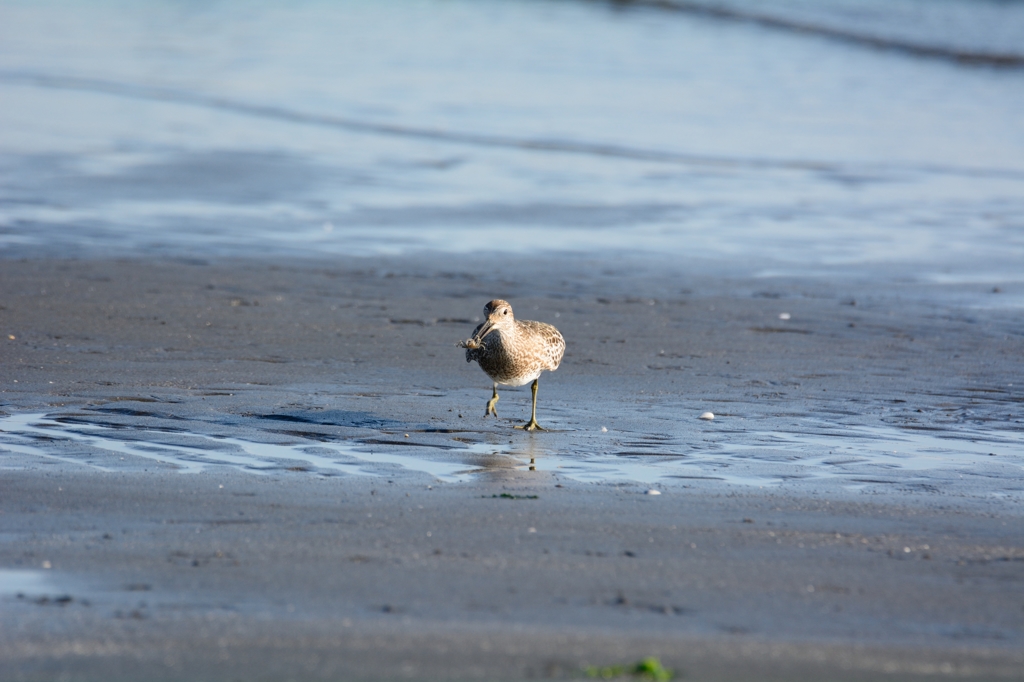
699;412;715;420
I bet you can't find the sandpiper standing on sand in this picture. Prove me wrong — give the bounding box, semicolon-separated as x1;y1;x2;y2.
459;299;565;431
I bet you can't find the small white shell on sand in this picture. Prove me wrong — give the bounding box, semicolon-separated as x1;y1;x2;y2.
601;426;608;432
645;489;661;496
778;312;791;320
699;412;715;420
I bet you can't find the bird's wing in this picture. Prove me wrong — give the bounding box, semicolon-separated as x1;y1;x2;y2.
520;320;566;370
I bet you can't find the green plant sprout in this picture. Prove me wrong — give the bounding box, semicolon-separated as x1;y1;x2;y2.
585;656;673;681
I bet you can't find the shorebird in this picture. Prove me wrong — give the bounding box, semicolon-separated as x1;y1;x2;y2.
459;299;565;431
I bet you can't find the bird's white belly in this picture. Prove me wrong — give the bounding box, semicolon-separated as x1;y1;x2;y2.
497;368;543;387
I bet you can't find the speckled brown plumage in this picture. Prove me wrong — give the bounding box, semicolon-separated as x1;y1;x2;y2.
460;299;565;431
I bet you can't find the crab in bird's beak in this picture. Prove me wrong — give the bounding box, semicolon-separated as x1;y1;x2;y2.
459;319;497;350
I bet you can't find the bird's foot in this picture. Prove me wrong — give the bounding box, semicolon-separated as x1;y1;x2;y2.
485;396;499;417
514;419;545;432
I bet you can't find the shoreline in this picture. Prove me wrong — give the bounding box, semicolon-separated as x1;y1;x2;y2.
1;253;1020;497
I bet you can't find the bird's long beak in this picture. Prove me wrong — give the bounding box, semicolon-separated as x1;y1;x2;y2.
473;320;497;344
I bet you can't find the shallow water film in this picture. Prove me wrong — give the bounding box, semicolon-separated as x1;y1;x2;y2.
3;411;1022;499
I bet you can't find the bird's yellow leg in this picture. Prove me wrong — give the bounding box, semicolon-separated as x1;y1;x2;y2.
485;382;500;417
515;379;545;431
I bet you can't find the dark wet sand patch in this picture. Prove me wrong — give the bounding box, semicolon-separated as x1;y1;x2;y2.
1;254;1023;680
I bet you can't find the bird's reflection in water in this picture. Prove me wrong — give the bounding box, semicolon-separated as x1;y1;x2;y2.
469;438;548;479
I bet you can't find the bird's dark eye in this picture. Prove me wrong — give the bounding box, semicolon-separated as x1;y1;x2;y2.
503;309;508;315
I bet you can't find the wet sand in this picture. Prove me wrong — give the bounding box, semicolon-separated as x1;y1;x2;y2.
1;254;1023;681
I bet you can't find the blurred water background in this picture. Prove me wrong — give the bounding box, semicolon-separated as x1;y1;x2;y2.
1;0;1023;281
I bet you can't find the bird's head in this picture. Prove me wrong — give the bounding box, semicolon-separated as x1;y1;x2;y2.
473;299;515;343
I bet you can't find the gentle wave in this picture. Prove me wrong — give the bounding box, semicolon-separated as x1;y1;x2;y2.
618;0;1024;68
2;70;1022;182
